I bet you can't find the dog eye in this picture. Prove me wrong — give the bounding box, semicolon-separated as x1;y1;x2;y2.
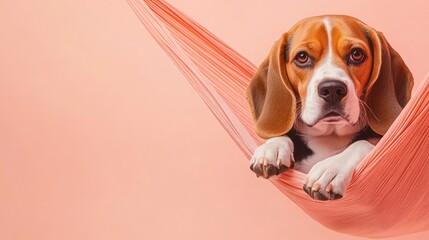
348;48;366;65
294;51;313;67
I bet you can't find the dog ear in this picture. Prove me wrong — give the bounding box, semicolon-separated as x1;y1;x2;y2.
245;33;296;139
364;30;414;135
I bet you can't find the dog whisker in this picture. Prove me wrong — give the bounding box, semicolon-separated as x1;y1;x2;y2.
359;100;380;122
294;98;304;128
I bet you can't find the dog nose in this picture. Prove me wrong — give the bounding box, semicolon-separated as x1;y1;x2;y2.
317;80;347;104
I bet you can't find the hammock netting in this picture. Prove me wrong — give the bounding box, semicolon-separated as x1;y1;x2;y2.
127;0;429;238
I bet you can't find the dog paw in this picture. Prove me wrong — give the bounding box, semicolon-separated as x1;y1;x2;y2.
250;136;294;179
302;140;374;200
302;157;354;201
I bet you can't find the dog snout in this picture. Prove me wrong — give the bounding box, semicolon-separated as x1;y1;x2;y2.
317;80;347;105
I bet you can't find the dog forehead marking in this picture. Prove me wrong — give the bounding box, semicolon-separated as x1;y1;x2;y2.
323;17;333;63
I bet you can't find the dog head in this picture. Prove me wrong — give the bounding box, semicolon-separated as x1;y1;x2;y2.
246;15;413;138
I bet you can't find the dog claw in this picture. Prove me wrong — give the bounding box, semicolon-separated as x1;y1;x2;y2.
303;184;343;201
250;163;289;179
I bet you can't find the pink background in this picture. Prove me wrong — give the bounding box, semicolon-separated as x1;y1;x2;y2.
0;0;428;239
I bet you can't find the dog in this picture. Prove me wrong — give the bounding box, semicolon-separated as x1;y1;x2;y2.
246;15;413;201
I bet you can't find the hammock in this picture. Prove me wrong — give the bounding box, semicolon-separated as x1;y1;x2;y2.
127;0;429;238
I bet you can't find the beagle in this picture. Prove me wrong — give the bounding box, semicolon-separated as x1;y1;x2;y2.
246;15;413;201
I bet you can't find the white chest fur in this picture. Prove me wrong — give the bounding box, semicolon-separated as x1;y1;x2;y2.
295;135;354;173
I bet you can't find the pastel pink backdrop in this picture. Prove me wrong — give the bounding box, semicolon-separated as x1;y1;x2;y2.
0;0;428;239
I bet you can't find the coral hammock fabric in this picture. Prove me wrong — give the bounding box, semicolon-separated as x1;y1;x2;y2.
126;0;429;238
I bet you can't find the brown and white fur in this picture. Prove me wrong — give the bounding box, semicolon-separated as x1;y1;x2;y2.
246;15;413;201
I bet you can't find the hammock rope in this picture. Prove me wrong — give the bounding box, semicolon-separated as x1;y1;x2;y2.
127;0;429;238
